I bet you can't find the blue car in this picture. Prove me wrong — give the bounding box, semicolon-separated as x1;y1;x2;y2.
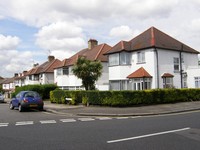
9;91;44;112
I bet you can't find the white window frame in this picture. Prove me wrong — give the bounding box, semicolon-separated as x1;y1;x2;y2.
120;52;131;65
109;53;120;66
163;77;173;88
194;77;200;88
174;57;180;72
137;52;145;63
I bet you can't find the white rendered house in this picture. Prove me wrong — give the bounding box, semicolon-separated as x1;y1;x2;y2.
105;27;200;90
54;39;112;90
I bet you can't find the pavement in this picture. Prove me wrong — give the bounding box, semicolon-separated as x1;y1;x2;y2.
43;100;200;117
4;99;200;117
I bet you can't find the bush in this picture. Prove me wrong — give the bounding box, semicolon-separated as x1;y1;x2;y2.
49;88;200;106
14;84;57;99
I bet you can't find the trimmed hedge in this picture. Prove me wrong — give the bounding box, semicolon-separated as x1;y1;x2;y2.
13;84;57;99
50;88;200;106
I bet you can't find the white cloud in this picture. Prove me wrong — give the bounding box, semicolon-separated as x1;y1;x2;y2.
35;22;87;60
0;0;179;27
0;50;34;77
0;34;20;50
109;25;141;43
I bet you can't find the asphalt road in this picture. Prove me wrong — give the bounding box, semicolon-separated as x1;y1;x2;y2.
1;103;200;150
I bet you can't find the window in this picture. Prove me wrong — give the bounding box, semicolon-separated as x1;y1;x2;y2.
174;57;179;72
109;80;130;90
57;68;62;76
194;77;200;88
163;77;173;88
110;81;120;90
120;52;131;65
57;67;69;75
63;67;69;75
137;52;145;63
130;78;151;90
109;53;119;66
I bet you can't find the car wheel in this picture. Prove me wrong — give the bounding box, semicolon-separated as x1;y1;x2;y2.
18;105;23;112
39;106;43;111
9;102;14;110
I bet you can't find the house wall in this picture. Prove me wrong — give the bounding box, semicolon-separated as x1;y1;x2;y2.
40;73;54;84
96;62;109;90
54;63;110;91
108;48;200;90
186;67;200;88
109;48;156;88
54;67;83;90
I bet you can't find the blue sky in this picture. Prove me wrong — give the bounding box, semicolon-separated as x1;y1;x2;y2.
0;0;200;77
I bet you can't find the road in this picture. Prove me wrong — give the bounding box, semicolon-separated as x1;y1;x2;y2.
1;103;200;150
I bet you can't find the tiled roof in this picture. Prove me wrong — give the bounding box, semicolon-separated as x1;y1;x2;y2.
26;58;61;75
162;73;174;78
127;67;152;78
55;43;112;68
106;27;199;54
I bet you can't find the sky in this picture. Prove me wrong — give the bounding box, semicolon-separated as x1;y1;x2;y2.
0;0;200;77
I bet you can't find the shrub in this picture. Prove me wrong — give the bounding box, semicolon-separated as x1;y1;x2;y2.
14;84;57;99
49;88;200;106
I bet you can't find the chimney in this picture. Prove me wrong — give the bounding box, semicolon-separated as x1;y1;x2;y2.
33;63;39;67
23;71;27;76
48;55;55;62
14;73;18;77
88;39;98;49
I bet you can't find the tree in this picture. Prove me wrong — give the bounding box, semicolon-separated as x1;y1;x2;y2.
72;57;103;90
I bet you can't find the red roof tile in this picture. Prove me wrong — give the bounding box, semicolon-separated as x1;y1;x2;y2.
26;58;61;75
55;43;112;68
162;73;174;78
106;27;199;54
127;67;152;78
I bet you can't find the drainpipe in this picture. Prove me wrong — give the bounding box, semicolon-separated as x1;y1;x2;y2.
180;44;183;88
155;48;159;88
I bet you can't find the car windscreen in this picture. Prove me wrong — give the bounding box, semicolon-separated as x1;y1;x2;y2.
24;92;40;98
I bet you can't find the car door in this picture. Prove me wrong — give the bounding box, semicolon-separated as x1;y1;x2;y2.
12;92;21;107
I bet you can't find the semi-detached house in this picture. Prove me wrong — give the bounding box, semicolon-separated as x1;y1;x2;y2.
54;39;112;90
105;27;200;90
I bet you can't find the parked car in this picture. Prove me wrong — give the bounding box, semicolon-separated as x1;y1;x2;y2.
0;93;4;103
9;91;44;112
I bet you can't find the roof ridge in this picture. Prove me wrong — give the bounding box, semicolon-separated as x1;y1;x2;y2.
95;44;105;60
43;59;59;72
151;27;155;46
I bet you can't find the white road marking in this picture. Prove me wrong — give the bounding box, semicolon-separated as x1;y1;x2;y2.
97;117;112;120
130;116;142;119
16;121;34;126
78;118;95;122
40;120;56;124
116;117;129;119
60;119;76;123
107;127;190;144
0;123;9;127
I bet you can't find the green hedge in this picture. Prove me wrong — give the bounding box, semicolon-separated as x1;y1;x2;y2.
13;84;57;99
50;88;200;106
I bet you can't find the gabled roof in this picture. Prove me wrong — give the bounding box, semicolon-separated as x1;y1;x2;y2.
127;67;152;78
26;58;61;75
106;27;199;54
55;43;112;68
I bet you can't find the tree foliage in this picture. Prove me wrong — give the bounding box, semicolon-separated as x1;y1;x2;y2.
72;57;103;90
